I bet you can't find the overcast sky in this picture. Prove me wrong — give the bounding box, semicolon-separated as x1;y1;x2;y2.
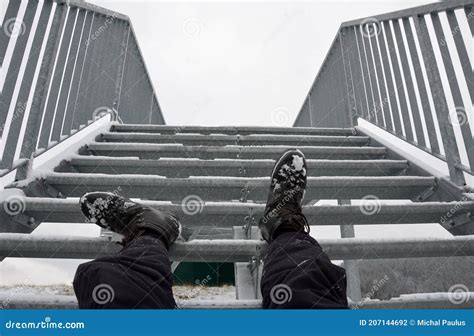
3;0;453;286
89;0;436;127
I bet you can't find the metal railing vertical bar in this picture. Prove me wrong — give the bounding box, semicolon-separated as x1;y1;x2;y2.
355;26;373;122
343;27;364;123
465;6;474;34
1;0;165;175
104;15;122;109
378;23;402;135
430;12;474;172
51;8;81;142
343;27;362;123
370;24;392;131
110;20;125;113
368;24;387;127
0;0;40;169
72;12;97;130
36;4;70;150
293;0;472;184
384;20;414;141
62;9;89;135
100;14;121;109
19;2;63;160
338;199;362;303
115;23;130;114
381;22;405;137
392;19;426;147
353;27;370;120
340;28;357;126
10;1;53;164
48;7;78;145
446;10;474;103
0;0;37;145
412;14;466;185
336;35;351;127
82;14;111;120
69;12;94;130
94;15;113;112
402;17;440;154
0;0;21;68
359;26;379;124
327;42;336;127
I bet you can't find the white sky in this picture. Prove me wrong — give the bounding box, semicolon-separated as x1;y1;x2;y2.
3;0;455;286
90;0;436;126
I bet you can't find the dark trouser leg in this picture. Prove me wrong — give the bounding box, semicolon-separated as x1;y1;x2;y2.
261;232;349;309
73;236;176;309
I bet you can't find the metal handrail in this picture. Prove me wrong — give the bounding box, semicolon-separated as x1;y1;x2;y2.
0;0;165;177
342;0;473;27
294;0;474;186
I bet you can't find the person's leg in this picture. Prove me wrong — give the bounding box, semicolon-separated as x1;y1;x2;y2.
258;149;349;309
73;192;189;309
74;235;176;309
261;232;348;309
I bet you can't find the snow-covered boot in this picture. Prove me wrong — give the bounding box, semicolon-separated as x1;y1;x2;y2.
80;191;190;248
258;149;310;243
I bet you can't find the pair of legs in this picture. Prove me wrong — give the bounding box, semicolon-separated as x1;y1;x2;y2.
73;150;348;309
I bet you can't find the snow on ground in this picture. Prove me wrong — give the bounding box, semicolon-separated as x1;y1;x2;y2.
0;284;236;301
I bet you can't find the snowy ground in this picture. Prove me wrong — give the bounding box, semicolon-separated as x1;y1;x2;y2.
0;284;236;301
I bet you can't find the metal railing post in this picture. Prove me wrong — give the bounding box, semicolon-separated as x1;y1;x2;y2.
338;199;362;303
412;15;466;186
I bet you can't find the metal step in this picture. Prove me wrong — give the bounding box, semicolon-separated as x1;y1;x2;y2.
3;292;472;309
17;173;436;201
67;156;409;177
111;124;357;136
8;198;474;227
86;143;387;160
4;292;473;309
1;233;473;260
100;132;370;147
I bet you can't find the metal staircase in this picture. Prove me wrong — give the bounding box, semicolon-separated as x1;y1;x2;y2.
1;123;473;308
1;0;473;309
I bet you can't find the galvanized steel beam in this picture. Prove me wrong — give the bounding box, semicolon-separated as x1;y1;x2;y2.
11;173;436;201
2;293;473;309
68;156;409;177
1;234;473;260
3;197;473;228
101;132;370;147
111;124;357;136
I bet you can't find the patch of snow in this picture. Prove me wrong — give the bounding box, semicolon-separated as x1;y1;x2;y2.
292;155;304;172
0;284;236;301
